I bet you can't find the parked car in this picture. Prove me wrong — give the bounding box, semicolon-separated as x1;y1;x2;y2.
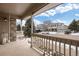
64;30;71;34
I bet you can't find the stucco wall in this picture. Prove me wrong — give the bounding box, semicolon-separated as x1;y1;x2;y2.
0;19;16;44
10;19;16;41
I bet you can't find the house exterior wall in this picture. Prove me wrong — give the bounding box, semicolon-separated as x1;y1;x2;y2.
0;20;9;44
0;19;16;44
36;22;68;33
10;19;16;41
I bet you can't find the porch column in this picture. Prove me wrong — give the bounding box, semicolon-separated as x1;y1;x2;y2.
31;15;33;48
8;15;10;42
21;19;22;33
20;19;23;40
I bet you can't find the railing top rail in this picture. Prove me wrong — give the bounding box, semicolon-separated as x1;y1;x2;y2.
32;33;79;44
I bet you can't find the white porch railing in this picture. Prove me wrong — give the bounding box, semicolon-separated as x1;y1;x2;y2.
32;33;79;56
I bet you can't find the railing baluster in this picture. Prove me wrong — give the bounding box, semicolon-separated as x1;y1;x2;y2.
64;41;66;56
76;42;78;56
46;39;48;54
52;39;53;56
31;35;33;48
43;37;45;56
69;41;71;56
35;36;36;47
55;39;57;56
42;37;43;51
38;37;39;48
59;40;61;56
39;37;40;48
49;38;50;56
40;37;41;50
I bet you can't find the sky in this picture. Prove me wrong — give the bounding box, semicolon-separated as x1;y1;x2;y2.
33;3;79;26
16;19;26;26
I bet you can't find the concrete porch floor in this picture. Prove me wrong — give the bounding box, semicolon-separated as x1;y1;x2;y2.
0;38;40;56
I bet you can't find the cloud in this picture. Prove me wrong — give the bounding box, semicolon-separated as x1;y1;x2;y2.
45;9;56;16
55;3;73;13
51;19;69;25
55;3;79;13
35;9;56;17
33;19;43;26
56;19;64;23
72;4;79;9
51;19;64;23
75;14;79;17
35;3;79;18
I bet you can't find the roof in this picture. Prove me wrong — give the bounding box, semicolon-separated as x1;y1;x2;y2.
0;3;60;19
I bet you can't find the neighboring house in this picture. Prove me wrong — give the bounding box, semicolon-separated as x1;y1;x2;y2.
36;21;68;33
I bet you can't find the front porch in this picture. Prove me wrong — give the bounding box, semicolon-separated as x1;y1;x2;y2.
0;3;79;56
0;37;40;56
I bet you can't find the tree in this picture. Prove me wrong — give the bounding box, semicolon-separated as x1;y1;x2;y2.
68;19;77;32
76;20;79;32
22;26;25;31
23;18;35;37
17;24;21;31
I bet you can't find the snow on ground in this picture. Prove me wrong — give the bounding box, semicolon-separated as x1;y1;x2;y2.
71;33;79;36
49;32;79;36
48;32;57;34
39;31;58;34
39;31;79;36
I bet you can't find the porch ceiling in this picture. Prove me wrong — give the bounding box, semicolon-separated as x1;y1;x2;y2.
0;3;60;19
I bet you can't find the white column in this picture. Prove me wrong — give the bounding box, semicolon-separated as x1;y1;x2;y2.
8;14;10;42
31;16;33;34
20;19;23;40
31;15;33;48
21;19;22;33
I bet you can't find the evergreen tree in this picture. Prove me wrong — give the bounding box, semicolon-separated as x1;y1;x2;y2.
68;19;77;32
23;18;35;37
17;24;21;31
76;20;79;32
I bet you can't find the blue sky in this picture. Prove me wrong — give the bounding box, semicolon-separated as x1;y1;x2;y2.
33;3;79;26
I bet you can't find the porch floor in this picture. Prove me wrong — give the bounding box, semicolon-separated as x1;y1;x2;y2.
0;38;40;56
